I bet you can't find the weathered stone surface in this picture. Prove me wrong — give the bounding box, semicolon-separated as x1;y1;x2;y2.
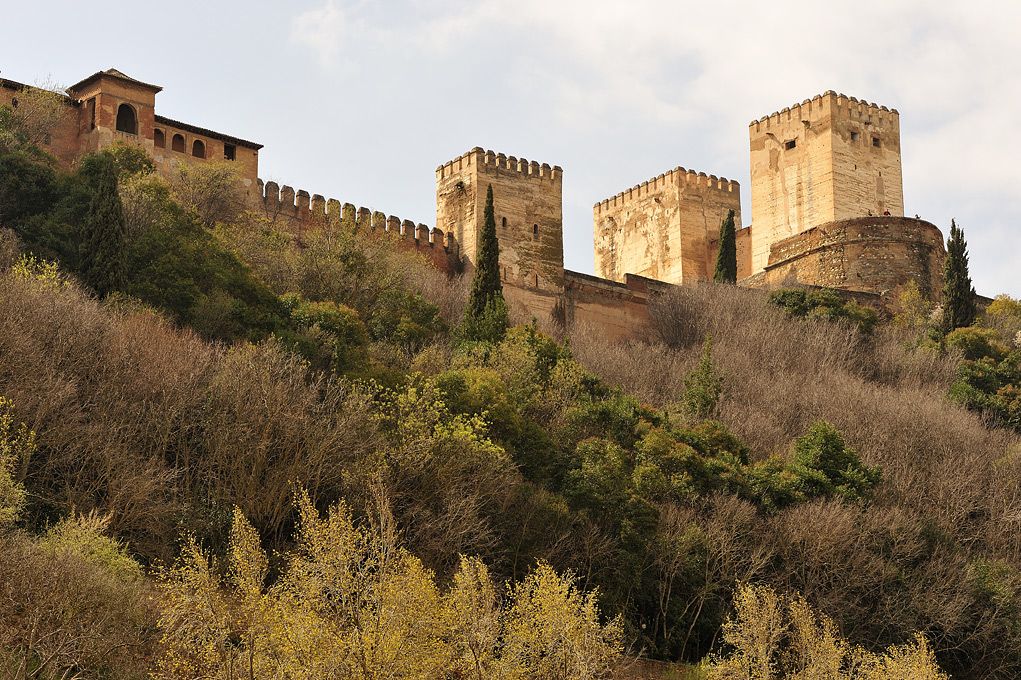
593;169;742;285
749;92;904;272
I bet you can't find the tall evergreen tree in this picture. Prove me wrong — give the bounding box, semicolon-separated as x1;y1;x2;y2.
462;183;508;342
713;209;737;284
78;153;126;297
940;219;976;334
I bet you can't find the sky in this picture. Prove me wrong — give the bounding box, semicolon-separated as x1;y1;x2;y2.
3;0;1020;296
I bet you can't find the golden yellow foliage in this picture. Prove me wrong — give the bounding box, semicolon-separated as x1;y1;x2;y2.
705;583;948;680
156;488;622;679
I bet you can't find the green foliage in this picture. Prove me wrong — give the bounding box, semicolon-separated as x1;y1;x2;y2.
940;219;976;334
463;184;508;342
789;421;881;505
77;151;127;297
367;289;447;351
282;293;369;373
768;287;878;334
946;326;1011;362
41;511;143;581
713;209;737;284
682;336;723;422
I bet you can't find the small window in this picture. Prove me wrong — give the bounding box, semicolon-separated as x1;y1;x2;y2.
850;131;860;142
86;98;96;130
224;143;236;161
872;136;880;147
115;104;137;134
171;134;185;152
501;217;506;229
192;140;205;158
784;140;796;150
154;129;165;149
532;224;539;240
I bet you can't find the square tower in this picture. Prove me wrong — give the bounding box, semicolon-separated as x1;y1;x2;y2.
748;91;903;272
66;69;162;158
436;148;564;291
593;167;743;285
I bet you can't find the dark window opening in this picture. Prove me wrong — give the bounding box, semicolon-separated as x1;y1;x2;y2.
154;129;165;149
192;140;205;158
86;98;96;130
115;104;137;134
535;273;539;287
784;139;796;150
532;224;539;240
851;131;860;142
10;98;18;109
872;136;880;147
171;134;185;152
501;217;506;228
224;143;236;161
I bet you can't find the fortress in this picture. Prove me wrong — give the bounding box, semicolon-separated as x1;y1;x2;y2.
1;69;947;340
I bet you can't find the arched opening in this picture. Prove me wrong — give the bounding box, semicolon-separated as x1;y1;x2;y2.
115;104;137;134
192;140;205;158
171;134;185;152
154;129;165;149
532;224;539;240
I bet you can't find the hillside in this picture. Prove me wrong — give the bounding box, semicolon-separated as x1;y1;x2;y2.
2;106;1021;679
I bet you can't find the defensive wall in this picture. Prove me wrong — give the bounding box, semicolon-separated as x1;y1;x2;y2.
742;216;945;301
255;179;461;276
593;167;745;285
749;91;903;272
1;67;951;343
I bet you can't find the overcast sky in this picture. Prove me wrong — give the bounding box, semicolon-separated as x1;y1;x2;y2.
4;0;1019;296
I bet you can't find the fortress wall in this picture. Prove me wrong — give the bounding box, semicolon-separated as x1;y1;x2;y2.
749;91;903;273
255;179;459;275
759;216;944;299
593;168;741;285
561;271;656;343
438;148;564;291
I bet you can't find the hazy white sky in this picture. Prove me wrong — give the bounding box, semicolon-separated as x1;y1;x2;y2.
4;0;1020;296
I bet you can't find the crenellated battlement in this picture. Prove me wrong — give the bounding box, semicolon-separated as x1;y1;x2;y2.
255;178;459;269
437;147;562;183
593;166;739;213
749;90;899;133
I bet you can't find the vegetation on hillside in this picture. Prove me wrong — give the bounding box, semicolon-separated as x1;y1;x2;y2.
3;100;1021;680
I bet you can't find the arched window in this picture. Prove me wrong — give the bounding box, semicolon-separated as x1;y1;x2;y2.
192;140;205;158
115;104;137;134
172;134;185;152
532;224;539;240
154;129;165;149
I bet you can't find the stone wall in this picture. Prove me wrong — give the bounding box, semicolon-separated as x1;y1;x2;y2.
256;179;460;276
437;147;564;291
749;91;903;273
593;168;742;285
753;216;944;300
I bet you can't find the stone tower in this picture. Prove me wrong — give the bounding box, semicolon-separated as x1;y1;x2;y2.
593;168;743;285
748;91;904;273
436;148;564;292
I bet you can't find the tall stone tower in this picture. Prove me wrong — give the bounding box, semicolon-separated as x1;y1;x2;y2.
748;91;903;272
436;148;564;291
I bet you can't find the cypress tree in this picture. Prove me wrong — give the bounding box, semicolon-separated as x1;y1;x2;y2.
78;153;126;297
462;183;508;342
713;209;737;284
940;219;976;334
